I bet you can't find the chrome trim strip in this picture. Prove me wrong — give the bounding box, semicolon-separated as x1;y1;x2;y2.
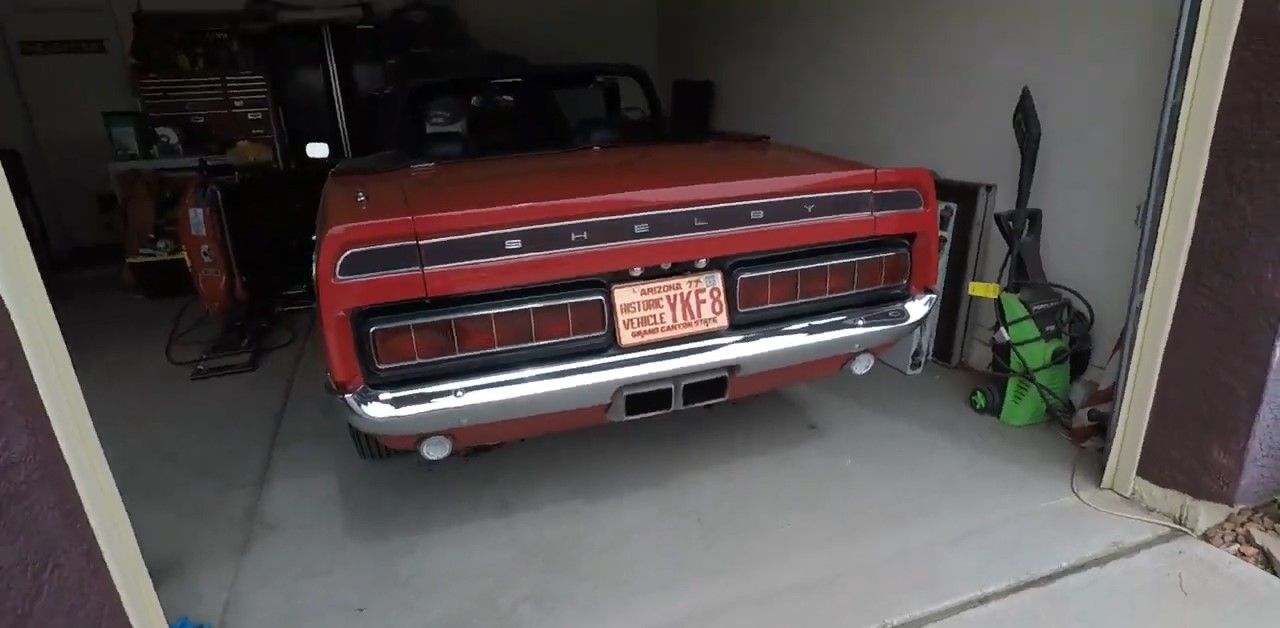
420;214;878;270
417;190;881;269
422;190;867;244
338;268;422;282
872;188;926;213
341;293;936;435
873;208;928;215
736;251;894;280
338;189;924;278
419;214;880;268
734;251;907;312
367;295;609;369
334;240;421;280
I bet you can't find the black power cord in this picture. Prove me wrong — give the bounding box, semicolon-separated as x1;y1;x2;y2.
164;296;301;368
987;249;1095;423
164;298;209;367
984;87;1095;423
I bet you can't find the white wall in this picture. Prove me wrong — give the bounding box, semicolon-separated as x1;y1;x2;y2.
658;0;1180;365
3;4;134;252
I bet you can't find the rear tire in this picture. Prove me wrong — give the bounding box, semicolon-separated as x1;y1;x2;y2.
348;425;401;460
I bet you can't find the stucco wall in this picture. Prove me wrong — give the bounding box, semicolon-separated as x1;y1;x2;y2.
656;0;1180;365
0;298;129;627
1139;0;1280;505
1239;348;1280;505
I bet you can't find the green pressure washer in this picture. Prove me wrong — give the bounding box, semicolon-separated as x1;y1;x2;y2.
967;87;1094;426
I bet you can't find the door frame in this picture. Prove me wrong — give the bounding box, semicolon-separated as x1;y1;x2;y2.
0;164;166;625
1102;0;1241;495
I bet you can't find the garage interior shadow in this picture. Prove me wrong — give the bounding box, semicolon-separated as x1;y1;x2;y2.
53;276;1159;628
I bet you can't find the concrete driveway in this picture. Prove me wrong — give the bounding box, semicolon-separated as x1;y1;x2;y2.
59;284;1280;627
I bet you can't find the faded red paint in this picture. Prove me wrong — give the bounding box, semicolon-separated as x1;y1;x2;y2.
377;406;609;451
726;355;852;399
316;139;936;447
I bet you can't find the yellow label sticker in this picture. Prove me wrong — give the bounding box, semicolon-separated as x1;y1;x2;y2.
967;282;1002;299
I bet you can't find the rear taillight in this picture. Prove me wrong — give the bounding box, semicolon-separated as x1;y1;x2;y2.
736;250;909;312
369;296;608;368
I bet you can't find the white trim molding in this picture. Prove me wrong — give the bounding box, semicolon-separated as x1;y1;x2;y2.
0;167;166;625
1103;0;1244;495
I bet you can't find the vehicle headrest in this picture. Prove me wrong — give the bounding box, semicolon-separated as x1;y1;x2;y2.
421;132;470;160
574;118;622;147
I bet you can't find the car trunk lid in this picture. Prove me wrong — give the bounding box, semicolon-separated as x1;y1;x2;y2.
402;140;878;238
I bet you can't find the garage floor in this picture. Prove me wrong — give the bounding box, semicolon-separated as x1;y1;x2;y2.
57;281;1280;627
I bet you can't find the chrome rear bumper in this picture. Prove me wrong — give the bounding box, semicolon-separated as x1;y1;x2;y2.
343;293;936;436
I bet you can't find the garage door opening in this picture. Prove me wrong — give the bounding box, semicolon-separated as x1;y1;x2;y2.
0;1;1223;625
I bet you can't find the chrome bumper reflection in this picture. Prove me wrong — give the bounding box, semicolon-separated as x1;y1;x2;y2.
342;293;937;435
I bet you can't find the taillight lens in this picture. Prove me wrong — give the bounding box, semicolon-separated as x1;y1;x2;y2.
883;251;910;285
371;325;416;366
768;271;799;304
369;296;608;368
797;266;828;299
531;304;572;341
453;314;498;353
412;320;456;360
737;275;771;310
854;256;884;290
493;309;534;346
568;300;606;336
827;261;856;294
735;250;909;312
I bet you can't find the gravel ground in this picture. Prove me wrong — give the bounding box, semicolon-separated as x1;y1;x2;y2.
1204;506;1280;575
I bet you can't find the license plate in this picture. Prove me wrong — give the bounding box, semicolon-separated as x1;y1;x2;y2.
611;271;729;348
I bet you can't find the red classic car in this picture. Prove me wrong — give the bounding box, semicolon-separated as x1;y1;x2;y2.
313;64;938;459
